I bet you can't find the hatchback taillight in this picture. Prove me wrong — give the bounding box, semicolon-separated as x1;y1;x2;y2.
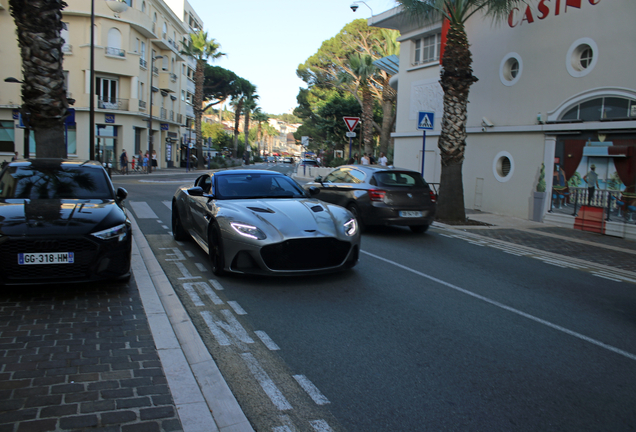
429;190;437;203
368;189;386;202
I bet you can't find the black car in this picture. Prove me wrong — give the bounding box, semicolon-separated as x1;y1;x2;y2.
0;159;132;285
305;165;437;233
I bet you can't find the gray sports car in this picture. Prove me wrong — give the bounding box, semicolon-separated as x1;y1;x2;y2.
172;170;360;276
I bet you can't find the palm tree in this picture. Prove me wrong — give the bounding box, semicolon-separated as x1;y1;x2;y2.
9;0;71;158
252;109;269;157
341;53;376;156
181;30;225;168
396;0;525;221
242;93;259;160
373;29;399;157
230;80;256;158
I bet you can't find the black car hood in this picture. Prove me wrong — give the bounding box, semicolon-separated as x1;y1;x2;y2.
0;199;126;236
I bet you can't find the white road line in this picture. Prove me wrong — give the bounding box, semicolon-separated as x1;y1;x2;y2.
255;331;280;351
130;201;159;219
157;220;163;224
362;250;636;362
272;427;293;432
200;284;224;305
201;311;231;346
182;283;205;307
228;301;247;315
218;309;254;344
174;262;201;280
209;279;224;291
310;420;334;432
160;247;186;261
185;250;195;258
163;201;172;210
195;262;208;272
293;375;330;406
592;273;623;282
162;225;169;230
241;353;292;411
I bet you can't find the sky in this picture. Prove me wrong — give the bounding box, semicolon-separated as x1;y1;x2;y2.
187;0;398;115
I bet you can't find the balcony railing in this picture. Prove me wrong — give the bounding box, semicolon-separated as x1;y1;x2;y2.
176;114;183;124
62;44;72;53
170;73;177;82
139;58;147;69
98;98;129;111
105;47;126;57
139;100;147;110
160;108;167;119
170;110;174;121
153;66;159;75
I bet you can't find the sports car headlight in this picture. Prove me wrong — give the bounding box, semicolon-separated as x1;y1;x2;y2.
230;222;267;240
92;223;129;241
344;218;357;236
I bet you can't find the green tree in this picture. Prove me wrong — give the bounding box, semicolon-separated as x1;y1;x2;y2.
396;0;526;221
202;65;239;112
180;30;225;168
252;108;269;156
340;53;376;156
9;0;71;158
242;93;259;159
229;79;256;157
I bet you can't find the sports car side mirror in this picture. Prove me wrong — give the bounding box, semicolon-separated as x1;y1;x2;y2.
315;175;323;183
116;187;128;202
187;186;204;196
307;186;320;196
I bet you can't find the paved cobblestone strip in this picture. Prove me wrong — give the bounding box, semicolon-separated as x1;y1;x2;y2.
0;282;183;432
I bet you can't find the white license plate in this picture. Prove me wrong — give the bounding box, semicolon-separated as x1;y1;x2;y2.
399;211;424;218
18;252;75;265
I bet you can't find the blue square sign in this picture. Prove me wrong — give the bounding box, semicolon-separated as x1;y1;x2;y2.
417;111;434;130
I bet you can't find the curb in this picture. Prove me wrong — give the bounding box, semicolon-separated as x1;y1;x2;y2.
129;214;254;432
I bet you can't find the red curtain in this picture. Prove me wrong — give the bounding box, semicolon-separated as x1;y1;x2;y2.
609;141;636;193
562;140;586;181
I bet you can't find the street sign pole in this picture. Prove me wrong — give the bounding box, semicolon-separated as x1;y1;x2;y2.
349;137;352;159
421;130;426;178
417;111;435;179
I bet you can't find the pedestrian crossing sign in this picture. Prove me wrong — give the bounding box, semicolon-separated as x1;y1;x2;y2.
418;111;434;130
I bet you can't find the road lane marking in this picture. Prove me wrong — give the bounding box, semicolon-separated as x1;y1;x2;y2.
201;283;224;305
130;201;159;218
160;247;186;261
310;420;334;432
183;282;206;307
242;353;292;411
201;311;231;346
209;279;224;290
293;375;330;406
362;250;636;362
174;262;201;280
195;263;208;272
185;250;195;258
163;201;172;210
255;331;280;351
228;301;247;315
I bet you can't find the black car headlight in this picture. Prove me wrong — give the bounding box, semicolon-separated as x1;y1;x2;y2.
344;218;358;236
91;223;129;242
230;222;267;240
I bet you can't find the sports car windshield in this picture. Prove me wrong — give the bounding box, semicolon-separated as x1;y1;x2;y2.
0;165;112;200
215;173;306;199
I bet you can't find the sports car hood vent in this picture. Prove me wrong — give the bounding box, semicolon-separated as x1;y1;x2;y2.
247;206;275;214
310;205;324;212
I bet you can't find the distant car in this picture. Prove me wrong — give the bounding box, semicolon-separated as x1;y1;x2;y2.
172;170;360;276
0;159;132;285
301;159;319;167
267;156;276;164
283;157;293;164
304;165;437;233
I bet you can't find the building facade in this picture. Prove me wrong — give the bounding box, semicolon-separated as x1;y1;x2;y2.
0;0;204;169
372;0;636;236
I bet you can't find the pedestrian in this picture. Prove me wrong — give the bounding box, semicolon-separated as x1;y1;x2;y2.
361;153;370;165
143;152;149;173
316;156;321;167
11;151;18;161
119;149;128;174
152;150;157;172
583;164;600;205
353;153;359;165
378;152;388;166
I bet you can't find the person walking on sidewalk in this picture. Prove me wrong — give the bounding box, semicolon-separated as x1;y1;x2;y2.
583;164;600;205
119;149;128;174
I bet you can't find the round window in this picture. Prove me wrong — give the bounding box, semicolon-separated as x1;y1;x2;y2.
566;38;598;78
499;53;522;86
493;151;515;183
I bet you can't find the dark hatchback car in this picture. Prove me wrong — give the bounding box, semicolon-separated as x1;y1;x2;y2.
305;165;437;233
0;159;132;285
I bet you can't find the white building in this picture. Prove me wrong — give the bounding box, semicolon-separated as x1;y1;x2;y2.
372;0;636;237
0;0;205;169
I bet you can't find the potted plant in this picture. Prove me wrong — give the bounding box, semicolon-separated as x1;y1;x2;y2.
533;163;546;221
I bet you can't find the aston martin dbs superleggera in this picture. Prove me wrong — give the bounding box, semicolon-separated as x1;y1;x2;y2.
172;170;360;276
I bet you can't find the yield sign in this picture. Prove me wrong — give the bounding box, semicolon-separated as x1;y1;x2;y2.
343;117;360;132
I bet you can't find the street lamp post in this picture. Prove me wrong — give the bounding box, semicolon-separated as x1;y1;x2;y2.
4;77;29;159
89;0;95;161
148;55;163;174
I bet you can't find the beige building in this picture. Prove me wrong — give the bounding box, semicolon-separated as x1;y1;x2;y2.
0;0;204;169
372;0;636;238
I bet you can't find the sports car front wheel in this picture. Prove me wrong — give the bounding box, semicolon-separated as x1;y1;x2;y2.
209;223;225;277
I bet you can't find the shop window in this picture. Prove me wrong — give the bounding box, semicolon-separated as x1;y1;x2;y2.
499;53;522;86
566;38;598;78
0;121;15;153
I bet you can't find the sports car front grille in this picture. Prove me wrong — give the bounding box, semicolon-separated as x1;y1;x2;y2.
0;237;99;281
260;238;352;271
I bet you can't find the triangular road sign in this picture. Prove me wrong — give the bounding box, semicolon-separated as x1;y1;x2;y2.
343;117;360;132
417;111;435;130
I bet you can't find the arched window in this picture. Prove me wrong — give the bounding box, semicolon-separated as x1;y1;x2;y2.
141;1;146;13
561;97;636;121
106;28;124;57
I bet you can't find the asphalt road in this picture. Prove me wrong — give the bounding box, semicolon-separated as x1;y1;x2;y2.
115;166;636;432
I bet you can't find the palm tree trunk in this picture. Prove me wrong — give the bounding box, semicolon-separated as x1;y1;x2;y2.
233;101;243;158
362;86;373;156
243;111;250;162
436;21;478;222
9;0;69;158
379;82;396;156
194;60;205;169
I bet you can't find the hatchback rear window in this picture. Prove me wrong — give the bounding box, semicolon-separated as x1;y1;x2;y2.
374;172;427;188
